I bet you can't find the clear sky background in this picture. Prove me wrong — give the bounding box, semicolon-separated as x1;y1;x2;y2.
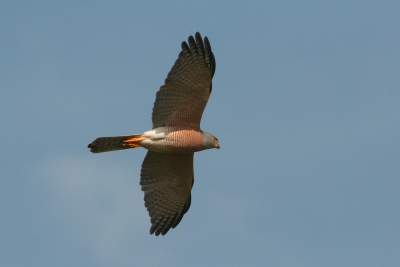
1;1;400;266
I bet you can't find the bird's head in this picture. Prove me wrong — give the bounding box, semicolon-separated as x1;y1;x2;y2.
202;131;220;150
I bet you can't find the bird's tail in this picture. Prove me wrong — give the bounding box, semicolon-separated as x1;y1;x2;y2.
88;134;148;153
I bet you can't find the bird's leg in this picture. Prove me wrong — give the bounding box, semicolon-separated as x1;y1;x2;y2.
122;135;148;148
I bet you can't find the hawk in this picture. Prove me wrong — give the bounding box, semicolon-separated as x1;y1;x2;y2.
88;32;219;236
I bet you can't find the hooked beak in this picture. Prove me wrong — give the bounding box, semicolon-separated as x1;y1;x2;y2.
215;142;220;149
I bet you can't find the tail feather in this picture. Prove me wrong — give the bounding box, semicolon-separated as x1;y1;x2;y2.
88;134;143;153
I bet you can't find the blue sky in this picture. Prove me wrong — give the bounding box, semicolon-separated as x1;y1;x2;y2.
1;1;400;266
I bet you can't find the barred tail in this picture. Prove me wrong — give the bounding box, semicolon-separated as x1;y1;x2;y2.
88;134;147;153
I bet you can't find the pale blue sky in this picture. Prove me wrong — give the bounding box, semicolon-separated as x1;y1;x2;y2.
1;1;400;266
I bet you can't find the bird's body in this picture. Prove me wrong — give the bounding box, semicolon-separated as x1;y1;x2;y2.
88;32;219;236
90;127;217;154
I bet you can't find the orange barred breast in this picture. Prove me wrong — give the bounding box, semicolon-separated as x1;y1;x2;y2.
143;128;206;153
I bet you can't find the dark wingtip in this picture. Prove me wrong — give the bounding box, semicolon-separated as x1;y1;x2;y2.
210;52;216;77
195;32;202;40
181;41;190;54
150;224;158;236
188;35;195;44
204;36;210;48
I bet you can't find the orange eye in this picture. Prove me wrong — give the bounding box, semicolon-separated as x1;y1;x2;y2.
212;137;217;142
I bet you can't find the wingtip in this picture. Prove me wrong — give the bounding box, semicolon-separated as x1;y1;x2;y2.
195;31;202;40
181;40;190;53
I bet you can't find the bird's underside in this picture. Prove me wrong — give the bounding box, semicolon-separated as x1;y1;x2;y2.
88;32;217;236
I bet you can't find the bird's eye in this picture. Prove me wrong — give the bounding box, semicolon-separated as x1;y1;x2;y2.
212;137;217;142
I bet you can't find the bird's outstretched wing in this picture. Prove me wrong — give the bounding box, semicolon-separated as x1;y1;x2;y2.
140;151;194;236
152;32;216;129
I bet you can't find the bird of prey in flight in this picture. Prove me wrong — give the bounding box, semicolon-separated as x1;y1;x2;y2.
88;32;219;236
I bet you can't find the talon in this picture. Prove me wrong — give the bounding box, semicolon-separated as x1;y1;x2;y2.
122;136;148;148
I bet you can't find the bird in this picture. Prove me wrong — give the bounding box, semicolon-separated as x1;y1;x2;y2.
88;32;219;236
